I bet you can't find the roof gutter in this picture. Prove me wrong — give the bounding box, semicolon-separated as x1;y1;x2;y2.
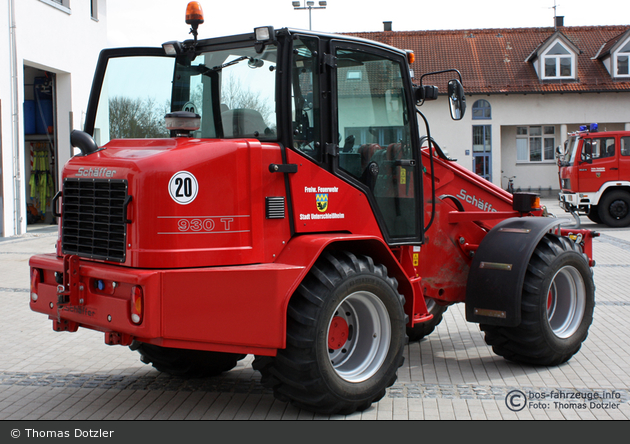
8;0;23;236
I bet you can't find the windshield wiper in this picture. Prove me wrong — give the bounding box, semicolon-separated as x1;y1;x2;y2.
212;56;264;71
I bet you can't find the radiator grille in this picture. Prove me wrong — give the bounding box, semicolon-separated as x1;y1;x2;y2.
61;178;129;262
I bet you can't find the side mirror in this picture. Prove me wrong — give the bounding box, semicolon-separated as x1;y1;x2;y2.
447;79;466;120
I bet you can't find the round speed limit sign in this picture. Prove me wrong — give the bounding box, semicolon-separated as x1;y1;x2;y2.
168;171;198;205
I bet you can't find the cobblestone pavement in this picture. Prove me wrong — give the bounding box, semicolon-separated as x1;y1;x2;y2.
1;199;629;420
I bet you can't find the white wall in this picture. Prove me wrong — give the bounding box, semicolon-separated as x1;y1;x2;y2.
418;91;630;192
0;0;108;236
0;3;11;236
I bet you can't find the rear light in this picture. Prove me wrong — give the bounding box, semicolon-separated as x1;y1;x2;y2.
31;268;41;302
130;286;143;324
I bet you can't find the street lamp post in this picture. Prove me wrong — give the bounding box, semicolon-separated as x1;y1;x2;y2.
292;1;327;30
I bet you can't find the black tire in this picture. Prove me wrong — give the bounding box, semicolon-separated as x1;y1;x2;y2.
586;206;602;224
480;234;594;366
253;251;407;415
406;298;448;341
130;341;246;378
598;190;630;227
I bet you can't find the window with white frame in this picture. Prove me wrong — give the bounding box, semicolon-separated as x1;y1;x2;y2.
615;40;630;77
516;126;556;162
40;0;70;13
542;42;575;79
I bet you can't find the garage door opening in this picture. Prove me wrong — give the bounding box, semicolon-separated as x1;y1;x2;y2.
23;66;59;230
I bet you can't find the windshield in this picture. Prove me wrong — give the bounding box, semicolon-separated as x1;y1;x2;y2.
93;46;278;146
566;136;579;164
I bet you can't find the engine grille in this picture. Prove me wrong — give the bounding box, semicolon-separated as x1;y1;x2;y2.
61;178;129;262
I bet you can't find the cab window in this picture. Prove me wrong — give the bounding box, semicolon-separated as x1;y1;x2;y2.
585;138;615;160
92;45;278;145
291;37;321;160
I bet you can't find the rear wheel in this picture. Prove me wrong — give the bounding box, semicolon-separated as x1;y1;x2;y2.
480;234;594;366
406;298;448;341
598;190;630;227
130;341;245;378
253;251;407;415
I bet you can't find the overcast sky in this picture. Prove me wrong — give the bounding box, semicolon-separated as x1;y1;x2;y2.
107;0;629;47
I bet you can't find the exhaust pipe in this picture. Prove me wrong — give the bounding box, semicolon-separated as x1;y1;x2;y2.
71;130;101;156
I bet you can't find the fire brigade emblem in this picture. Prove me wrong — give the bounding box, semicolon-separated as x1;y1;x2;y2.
316;193;328;212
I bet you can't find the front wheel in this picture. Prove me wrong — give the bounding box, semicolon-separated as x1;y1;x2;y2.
480;234;594;366
253;251;407;415
598;190;630;227
586;206;602;224
130;341;245;378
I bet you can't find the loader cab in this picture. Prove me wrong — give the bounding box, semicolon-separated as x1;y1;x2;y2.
80;28;436;246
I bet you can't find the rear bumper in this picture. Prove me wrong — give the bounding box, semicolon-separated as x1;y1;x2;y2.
29;254;304;355
29;254;162;343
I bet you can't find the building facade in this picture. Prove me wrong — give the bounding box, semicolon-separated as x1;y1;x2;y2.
1;0;107;237
349;21;630;195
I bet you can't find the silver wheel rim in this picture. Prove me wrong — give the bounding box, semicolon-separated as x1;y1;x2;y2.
546;265;586;339
327;291;391;383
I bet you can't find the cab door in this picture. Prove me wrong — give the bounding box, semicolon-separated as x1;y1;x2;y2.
329;41;423;245
620;135;630;180
578;136;618;192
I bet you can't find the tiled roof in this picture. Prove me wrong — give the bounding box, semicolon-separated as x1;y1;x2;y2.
345;26;630;95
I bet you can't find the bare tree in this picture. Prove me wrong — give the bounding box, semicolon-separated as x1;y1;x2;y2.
109;96;169;139
221;75;274;125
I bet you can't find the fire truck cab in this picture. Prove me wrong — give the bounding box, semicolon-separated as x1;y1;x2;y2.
558;124;630;227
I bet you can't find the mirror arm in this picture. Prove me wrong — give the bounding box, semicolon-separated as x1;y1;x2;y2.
419;69;463;87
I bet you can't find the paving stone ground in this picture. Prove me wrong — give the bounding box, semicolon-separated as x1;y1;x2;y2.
1;198;629;421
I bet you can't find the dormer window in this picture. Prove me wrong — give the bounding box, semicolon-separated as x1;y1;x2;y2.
595;29;630;79
615;40;630;77
542;42;575;79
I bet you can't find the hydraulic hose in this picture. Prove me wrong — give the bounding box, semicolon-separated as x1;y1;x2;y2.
417;109;436;233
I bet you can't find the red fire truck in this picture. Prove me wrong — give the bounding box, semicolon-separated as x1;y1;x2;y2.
558;124;630;227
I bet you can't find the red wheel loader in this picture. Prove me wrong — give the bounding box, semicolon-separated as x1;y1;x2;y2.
29;2;597;414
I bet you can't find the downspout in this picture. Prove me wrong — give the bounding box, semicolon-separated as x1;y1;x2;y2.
8;0;22;235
